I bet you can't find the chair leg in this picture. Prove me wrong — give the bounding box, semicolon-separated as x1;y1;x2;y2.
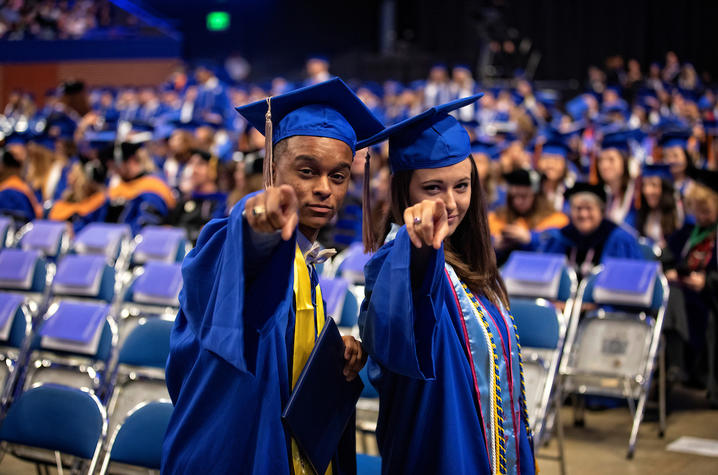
627;387;648;459
658;339;667;438
553;391;568;475
572;394;585;427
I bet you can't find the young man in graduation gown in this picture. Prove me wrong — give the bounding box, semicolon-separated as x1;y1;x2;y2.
162;78;383;474
539;182;644;278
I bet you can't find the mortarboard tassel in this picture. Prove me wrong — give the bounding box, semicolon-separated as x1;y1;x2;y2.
263;97;274;189
362;149;377;253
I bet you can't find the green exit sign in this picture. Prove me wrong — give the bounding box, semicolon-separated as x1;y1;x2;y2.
207;11;230;31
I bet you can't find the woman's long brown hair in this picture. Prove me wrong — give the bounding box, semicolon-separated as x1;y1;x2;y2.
387;156;509;308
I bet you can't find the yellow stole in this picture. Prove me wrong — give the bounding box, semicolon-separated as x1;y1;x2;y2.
290;245;332;475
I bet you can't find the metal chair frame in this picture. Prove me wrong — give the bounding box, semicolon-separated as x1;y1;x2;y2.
558;265;669;458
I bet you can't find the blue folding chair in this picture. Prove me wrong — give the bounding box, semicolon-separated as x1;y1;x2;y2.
319;277;360;331
357;453;381;475
15;220;71;261
106;318;172;432
559;261;669;458
502;251;578;325
0;383;106;473
331;242;372;285
131;226;189;265
99;400;173;474
0;248;50;308
511;297;567;475
0;292;32;410
0;216;13;248
24;301;118;400
72;222;132;271
51;254;116;304
118;262;182;343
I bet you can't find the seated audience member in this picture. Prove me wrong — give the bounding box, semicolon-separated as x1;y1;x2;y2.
660;129;694;198
596;131;638;227
107;138;176;234
540;182;643;277
537;138;576;213
662;168;718;401
489;168;569;264
0;147;42;223
636;163;683;248
48;157;108;234
471;139;505;210
167;149;227;244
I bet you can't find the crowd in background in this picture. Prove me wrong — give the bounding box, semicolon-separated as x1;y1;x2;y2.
0;0;147;40
1;51;717;403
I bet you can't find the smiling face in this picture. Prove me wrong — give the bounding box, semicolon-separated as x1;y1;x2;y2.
642;176;663;209
273;135;353;240
597;148;625;185
407;158;472;236
569;193;604;234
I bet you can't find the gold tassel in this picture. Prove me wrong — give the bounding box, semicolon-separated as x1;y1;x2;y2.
263;97;274;189
362;150;376;253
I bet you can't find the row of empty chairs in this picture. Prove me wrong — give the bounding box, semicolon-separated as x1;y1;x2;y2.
0;219;187;473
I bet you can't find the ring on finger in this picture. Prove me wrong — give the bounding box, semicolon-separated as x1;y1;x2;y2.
252;206;266;217
413;216;422;225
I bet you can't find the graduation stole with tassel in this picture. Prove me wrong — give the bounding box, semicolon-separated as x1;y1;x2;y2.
290;245;331;475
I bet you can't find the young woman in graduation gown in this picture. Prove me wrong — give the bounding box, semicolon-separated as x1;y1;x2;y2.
359;95;536;475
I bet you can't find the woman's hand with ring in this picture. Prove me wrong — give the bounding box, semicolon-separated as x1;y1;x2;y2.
403;199;449;250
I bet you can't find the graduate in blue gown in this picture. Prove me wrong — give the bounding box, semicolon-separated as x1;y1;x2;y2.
539;182;644;278
162;78;383;474
358;95;536;475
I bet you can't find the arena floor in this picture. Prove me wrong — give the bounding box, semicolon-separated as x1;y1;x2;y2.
0;387;715;474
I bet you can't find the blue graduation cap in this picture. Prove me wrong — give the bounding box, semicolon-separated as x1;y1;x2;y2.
641;163;672;181
360;93;484;173
541;138;570;159
601;129;644;152
471;137;500;160
82;130;117;150
658;129;691;149
235;78;385;188
566;95;590;121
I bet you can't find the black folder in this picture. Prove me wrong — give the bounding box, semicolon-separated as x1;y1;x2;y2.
282;317;364;474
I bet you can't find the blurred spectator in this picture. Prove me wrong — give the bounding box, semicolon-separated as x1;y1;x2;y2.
636;164;683;248
304;55;330;86
489;168;569;264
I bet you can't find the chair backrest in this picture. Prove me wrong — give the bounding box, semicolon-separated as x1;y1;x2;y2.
510;298;562;350
356;454;381;475
53;254;115;302
73;223;131;262
118;318;173;369
0;292;30;348
319;277;359;327
133;226;187;264
126;262;182;307
0;216;12;248
0;249;46;293
31;302;116;362
581;267;665;313
17;220;68;258
336;242;372;284
0;384;105;460
103;401;172;471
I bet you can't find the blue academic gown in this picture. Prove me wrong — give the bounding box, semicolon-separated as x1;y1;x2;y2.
162;193;356;474
539;220;644;265
359;227;535;475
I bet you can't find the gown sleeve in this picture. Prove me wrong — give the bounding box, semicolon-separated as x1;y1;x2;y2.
601;226;644;261
359;226;445;380
177;191;296;374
